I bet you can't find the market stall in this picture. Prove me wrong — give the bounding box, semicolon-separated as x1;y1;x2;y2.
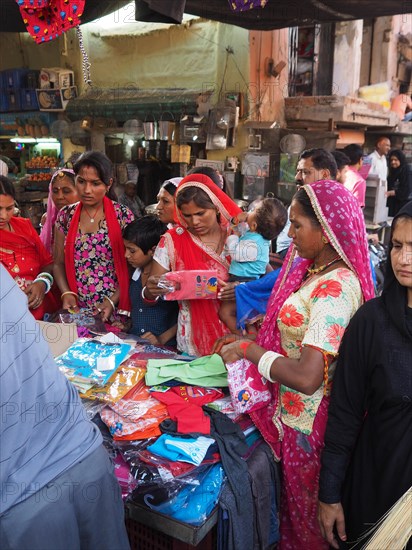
39;310;280;550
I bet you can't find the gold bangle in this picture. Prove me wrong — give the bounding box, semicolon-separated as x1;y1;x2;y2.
104;296;116;311
61;291;78;299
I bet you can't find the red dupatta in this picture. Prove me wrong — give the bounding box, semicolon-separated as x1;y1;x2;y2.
170;174;242;356
65;196;131;315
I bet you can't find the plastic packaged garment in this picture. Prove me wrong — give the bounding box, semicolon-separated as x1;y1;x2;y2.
80;362;146;403
226;358;272;415
158;270;218;300
55;338;132;387
101;396;169;440
144;464;225;525
148;434;215;466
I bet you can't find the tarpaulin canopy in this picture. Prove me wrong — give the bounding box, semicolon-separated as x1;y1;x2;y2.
0;0;408;33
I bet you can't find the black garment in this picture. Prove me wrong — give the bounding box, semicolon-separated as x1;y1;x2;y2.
319;202;412;549
386;150;412;216
203;406;254;541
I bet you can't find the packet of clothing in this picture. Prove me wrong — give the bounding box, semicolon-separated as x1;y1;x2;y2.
56;338;132;386
143;464;225;525
80;364;146;403
158;270;218;300
54;308;107;334
100;396;169;440
148;434;215;466
226;358;272;415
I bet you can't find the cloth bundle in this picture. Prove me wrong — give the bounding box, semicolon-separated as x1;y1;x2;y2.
145;354;228;387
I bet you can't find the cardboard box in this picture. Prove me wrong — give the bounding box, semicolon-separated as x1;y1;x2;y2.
36;321;78;358
36;86;77;111
40;68;74;89
171;144;191;163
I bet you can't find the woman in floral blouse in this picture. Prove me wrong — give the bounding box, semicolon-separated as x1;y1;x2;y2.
54;151;134;321
217;181;375;550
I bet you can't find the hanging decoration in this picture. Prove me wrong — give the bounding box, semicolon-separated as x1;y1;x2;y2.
228;0;268;12
14;0;85;44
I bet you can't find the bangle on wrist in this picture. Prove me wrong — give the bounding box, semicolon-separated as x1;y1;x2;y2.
37;272;54;285
142;286;159;304
61;291;78;300
104;295;116;312
33;276;51;294
239;340;254;359
257;351;283;382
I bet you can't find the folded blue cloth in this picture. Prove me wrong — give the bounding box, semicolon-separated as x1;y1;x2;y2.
148;434;214;466
236;269;280;329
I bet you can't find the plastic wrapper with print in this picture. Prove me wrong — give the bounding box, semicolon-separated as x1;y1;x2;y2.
158;270;218;300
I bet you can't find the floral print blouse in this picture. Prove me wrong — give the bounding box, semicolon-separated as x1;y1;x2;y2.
276;268;362;435
56;201;134;309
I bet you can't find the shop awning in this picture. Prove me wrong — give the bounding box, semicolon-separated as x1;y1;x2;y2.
65;88;201;123
0;0;407;32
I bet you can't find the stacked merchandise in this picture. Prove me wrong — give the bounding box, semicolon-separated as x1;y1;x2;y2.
54;315;280;547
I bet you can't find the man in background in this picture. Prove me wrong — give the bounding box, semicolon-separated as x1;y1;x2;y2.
367;136;391;182
275;148;338;258
342;144;367;208
118;180;145;218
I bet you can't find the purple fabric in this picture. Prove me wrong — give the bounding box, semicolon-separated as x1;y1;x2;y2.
228;0;268;12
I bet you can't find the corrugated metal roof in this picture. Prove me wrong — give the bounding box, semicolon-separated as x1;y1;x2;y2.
65;88;201;122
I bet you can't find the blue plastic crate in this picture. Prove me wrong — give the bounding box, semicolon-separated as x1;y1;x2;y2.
0;89;9;112
20;88;39;111
5;89;21;112
2;68;30;89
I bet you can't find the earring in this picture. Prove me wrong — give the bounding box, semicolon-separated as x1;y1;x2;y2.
322;236;328;244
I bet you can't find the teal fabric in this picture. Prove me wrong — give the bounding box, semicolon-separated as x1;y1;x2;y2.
145;354;228;387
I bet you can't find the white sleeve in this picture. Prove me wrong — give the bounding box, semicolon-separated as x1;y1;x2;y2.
225;235;259;262
153;238;171;270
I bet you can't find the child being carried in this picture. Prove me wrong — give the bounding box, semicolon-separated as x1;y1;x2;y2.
219;197;287;333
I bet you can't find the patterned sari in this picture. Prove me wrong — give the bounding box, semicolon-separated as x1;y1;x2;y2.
154;174;241;356
249;181;375;549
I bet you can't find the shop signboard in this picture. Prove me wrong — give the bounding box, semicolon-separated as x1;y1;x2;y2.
36;86;78;111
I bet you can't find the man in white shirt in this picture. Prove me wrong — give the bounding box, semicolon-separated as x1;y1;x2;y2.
367;136;391;182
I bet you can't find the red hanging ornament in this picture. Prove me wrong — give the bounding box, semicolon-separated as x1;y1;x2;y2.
15;0;86;44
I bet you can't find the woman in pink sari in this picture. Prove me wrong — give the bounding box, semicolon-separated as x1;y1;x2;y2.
217;181;375;549
146;173;242;356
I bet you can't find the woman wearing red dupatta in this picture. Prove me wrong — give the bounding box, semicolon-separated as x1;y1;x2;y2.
0;176;57;320
217;181;375;550
54;152;134;321
146;174;242;356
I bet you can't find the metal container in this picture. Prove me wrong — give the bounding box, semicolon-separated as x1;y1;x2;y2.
143;121;157;140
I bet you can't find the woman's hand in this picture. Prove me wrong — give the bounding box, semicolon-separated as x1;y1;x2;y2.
217;280;238;301
217;338;253;363
146;275;169;298
96;298;114;323
62;295;79;312
212;333;240;354
25;281;46;310
318;501;347;549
